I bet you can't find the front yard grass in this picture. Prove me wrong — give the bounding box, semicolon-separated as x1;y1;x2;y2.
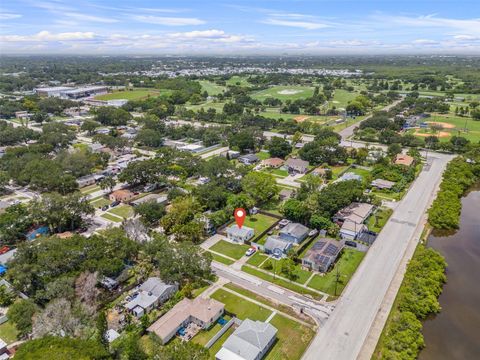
367;207;394;233
209;240;249;260
266;314;315;360
0;321;18;344
209;252;235;265
90;197;111;208
259;258;312;285
307;248;365;296
108;205;134;219
210;289;272;321
101;213;123;223
246;252;269;267
80;184;101;194
242;266;321;299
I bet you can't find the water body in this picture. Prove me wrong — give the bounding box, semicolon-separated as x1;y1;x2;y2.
420;185;480;360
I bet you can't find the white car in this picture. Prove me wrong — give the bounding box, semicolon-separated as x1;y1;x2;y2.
245;247;257;257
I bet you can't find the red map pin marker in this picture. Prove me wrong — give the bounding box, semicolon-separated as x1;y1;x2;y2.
234;208;246;229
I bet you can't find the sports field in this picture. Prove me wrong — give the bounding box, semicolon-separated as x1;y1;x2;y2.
252;85;314;101
329;89;359;109
409;113;480;142
199;80;226;96
95;88;168;101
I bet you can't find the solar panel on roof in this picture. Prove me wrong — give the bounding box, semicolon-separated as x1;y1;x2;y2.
312;241;326;250
325;244;339;256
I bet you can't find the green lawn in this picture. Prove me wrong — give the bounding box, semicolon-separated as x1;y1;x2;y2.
266;315;315;360
209;252;235;265
263;167;289;178
251;86;314;101
246;252;269;266
90;197;111;208
226;75;251;87
199;80;226;96
192;315;231;346
210;289;272;321
307;249;365;296
101;213;122;223
243;213;278;236
208;326;234;359
258;258;312;285
80;184;101;194
108;205;134;219
209;240;249;260
186;100;226;113
367;207;393;233
330;165;349;180
0;321;18;344
330;89;359;109
242;266;321;299
95;88;168;101
255;151;271;160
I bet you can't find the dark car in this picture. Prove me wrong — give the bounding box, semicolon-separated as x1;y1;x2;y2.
101;205;109;211
110;201;120;207
345;240;357;247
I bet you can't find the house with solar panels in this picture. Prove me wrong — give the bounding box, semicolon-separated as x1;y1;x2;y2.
302;239;344;272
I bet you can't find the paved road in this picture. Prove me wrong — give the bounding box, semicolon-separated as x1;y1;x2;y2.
211;261;334;326
302;152;452;360
199;146;229;159
338;99;403;140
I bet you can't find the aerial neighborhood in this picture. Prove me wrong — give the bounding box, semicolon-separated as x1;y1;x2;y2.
0;43;479;360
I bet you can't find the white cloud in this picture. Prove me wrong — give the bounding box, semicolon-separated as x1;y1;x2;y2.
62;12;118;23
0;31;97;42
0;12;22;20
412;39;439;45
261;18;329;30
131;15;205;26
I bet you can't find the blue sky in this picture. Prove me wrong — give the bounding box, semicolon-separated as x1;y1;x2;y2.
1;0;479;54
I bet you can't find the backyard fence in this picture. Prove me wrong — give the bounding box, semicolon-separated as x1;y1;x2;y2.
205;317;236;349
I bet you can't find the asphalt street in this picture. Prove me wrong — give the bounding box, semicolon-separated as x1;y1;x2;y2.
302;152;452;360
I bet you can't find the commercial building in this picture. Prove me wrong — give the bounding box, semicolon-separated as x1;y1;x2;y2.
216;319;277;360
148;297;224;344
34;85;108;99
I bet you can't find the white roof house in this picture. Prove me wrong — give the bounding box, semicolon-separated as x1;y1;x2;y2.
226;224;255;244
216;319;277;360
125;277;178;317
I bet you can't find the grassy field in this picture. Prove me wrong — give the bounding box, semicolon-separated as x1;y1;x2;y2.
307;248;365;296
408;112;480;142
95;88;168;101
266;315;315;360
330;89;359;109
90;197;111;208
226;75;251;87
209;251;235;265
0;321;18;344
367;207;394;233
246;252;269;267
101;213;122;223
199;80;226;96
80;184;101;194
242;266;321;299
251;86;314;101
108;205;134;219
257;258;312;285
211;288;272;321
209;240;249;260
186;100;226;112
244;213;278;235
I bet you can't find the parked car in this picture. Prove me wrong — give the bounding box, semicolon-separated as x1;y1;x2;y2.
110;201;120;207
101;205;109;211
308;229;319;237
345;240;357;248
245;247;257;257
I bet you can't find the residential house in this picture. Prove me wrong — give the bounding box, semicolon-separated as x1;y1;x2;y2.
334;202;375;240
371;179;396;190
264;236;292;258
216;319;277;360
302;239;344;272
366;149;386;163
338;172;362;182
279;188;295;201
109;189;135;203
238;154;260;165
285;158;309;174
261;158;284;168
311;167;328;177
394;154;415;167
76;174;96;188
148;297;224;344
226;224;255;244
125;277;178;318
278;222;310;244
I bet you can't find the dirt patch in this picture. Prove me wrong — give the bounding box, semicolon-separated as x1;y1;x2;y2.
294;115;310;122
278;89;303;95
425;121;456;129
415;131;451;138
